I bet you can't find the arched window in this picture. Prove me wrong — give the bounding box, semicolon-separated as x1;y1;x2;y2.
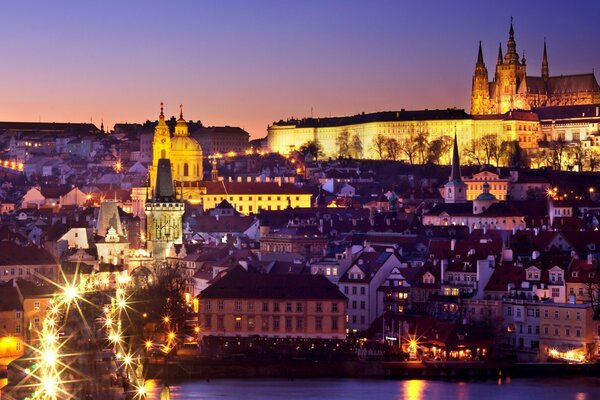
161;149;166;159
183;163;189;177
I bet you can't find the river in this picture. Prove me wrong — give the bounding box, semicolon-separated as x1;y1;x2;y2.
142;377;600;399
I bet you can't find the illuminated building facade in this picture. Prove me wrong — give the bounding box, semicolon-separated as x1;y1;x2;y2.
198;267;347;340
539;302;597;362
471;19;600;115
267;109;540;160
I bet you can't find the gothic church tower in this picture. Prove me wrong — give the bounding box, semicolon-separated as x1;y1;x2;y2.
470;41;491;114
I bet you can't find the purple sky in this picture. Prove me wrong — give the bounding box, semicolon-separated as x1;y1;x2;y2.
1;1;598;138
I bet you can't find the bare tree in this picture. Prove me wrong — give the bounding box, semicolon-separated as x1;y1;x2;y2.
336;130;350;158
400;131;420;164
585;263;600;320
463;139;483;165
371;134;387;159
548;139;568;171
569;144;585;172
414;131;430;164
480;134;499;165
350;134;363;159
385;138;400;160
588;149;600;172
427;135;453;165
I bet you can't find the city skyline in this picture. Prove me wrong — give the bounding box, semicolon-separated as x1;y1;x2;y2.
1;1;599;138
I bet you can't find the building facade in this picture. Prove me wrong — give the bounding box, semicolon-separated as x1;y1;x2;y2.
198;268;347;339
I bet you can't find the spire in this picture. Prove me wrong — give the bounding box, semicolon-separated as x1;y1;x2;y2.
159;102;165;121
497;42;503;65
450;132;461;182
521;50;526;65
154;159;175;200
542;38;549;81
174;103;189;136
476;40;484;66
504;16;519;65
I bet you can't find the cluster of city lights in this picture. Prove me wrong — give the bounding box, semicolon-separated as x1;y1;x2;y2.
104;279;147;398
0;159;24;172
12;269;151;399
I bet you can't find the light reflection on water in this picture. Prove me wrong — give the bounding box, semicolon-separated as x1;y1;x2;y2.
142;377;600;400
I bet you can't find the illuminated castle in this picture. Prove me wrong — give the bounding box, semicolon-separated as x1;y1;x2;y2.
471;19;600;115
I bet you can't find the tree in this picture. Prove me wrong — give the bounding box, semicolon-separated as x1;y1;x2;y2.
548;139;568;171
500;140;526;168
480;134;499;165
463;139;483;165
385;138;400;160
585;263;600;320
427;135;453;165
336;130;350;158
414;131;430;164
371;134;387;159
569;144;585;172
588;148;600;172
298;140;323;160
350;134;363;159
129;261;191;335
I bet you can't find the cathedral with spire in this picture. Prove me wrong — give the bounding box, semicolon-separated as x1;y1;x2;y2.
471;18;600;115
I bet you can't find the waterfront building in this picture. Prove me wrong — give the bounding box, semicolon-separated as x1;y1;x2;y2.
339;251;401;332
198;267;347;339
470;20;600;115
539;301;597;361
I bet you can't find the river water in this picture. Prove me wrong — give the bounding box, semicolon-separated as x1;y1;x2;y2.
143;377;600;399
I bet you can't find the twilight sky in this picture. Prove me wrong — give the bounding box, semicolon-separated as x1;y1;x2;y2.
1;0;599;138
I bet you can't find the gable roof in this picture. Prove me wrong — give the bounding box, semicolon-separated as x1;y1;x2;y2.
200;267;346;300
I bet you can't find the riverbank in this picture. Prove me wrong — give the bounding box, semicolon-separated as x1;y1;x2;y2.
145;359;600;380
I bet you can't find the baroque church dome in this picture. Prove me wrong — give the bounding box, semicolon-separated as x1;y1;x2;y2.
169;105;203;182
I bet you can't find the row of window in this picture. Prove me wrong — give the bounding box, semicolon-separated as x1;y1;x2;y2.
543;309;582;320
204;301;339;313
211;196;301;202
205;315;339;332
343;286;366;295
3;267;53;277
542;325;583;338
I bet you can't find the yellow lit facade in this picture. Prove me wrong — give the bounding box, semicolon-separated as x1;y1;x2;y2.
539;302;597;362
267;110;540;161
0;309;24;362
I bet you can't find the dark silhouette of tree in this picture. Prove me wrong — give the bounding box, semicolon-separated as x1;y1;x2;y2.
371;134;387;159
336;130;350;158
385;138;400;161
350;134;363;159
298;140;323;160
427;135;453;164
